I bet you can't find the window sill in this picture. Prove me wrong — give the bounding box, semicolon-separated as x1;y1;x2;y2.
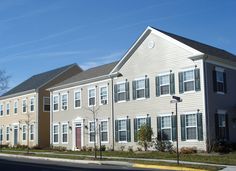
101;141;109;144
74;106;82;109
117;100;127;103
216;91;225;95
159;94;171;97
53;142;59;144
62;142;68;144
135;97;146;101
53;110;59;112
185;139;200;142
182;90;197;94
118;141;128;143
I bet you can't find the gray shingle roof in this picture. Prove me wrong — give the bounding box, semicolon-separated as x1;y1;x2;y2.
54;61;119;88
2;64;78;97
152;27;236;61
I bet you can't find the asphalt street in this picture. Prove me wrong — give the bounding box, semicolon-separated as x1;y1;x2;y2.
0;156;157;171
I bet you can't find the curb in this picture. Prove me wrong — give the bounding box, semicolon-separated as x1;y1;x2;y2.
133;163;208;171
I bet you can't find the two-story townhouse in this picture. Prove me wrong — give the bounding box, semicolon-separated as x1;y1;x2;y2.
0;64;82;148
48;62;118;150
49;26;236;152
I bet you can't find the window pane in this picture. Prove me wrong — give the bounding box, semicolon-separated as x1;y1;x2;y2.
216;71;224;82
101;132;108;142
118;92;125;101
137;118;146;129
117;83;125;92
136;79;145;89
162;129;171;140
160;85;170;95
119;131;127;141
137;89;145;98
184;70;194;81
184;81;194;91
162;116;171;128
187;127;197;139
186;114;196;126
160;75;169;85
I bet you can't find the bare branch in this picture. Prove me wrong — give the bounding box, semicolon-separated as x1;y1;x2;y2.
0;70;10;95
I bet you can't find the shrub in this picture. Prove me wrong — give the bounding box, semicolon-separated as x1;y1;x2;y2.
87;147;93;151
128;146;133;152
137;147;142;151
100;145;106;151
81;146;87;151
137;124;153;151
120;146;125;151
53;146;67;151
212;140;230;153
180;147;197;154
31;145;42;150
154;132;173;152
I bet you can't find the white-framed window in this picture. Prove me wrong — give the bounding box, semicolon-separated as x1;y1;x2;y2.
89;121;95;143
30;97;35;112
22;99;27;113
137;117;146;130
43;97;50;112
161;116;172;140
6;103;10;115
30;124;34;140
22;125;27;141
215;68;226;93
61;93;68;110
135;79;145;99
118;119;127;142
0;128;2;142
117;83;126;102
88;88;96;107
101;120;108;142
100;86;108;105
14;101;18;114
61;123;68;143
185;114;197;140
53;95;59;111
53;124;59;144
74;90;81;108
159;74;170;95
0;104;3;116
6;126;10;141
183;69;195;92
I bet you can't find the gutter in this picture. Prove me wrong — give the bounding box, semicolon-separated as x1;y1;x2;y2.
0;89;36;100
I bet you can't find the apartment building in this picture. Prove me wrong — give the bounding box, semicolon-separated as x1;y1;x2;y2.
52;27;236;151
0;64;82;148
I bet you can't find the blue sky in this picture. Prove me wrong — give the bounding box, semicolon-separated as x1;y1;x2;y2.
0;0;235;90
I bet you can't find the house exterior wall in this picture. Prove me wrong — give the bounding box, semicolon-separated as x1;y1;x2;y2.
0;92;38;147
205;60;236;145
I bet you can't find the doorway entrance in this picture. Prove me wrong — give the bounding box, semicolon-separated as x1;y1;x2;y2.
75;123;81;149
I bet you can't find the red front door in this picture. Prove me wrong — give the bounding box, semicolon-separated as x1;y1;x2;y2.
76;127;81;149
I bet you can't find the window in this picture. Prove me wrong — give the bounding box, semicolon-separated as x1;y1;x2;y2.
62;124;68;143
53;124;59;143
53;95;59;111
22;99;27;113
101;121;108;142
30;97;35;112
22;125;27;141
100;86;108;105
43;97;50;112
216;113;228;140
117;83;126;101
133;78;149;100
6;126;10;141
0;128;2;142
89;122;95;142
161;116;172;140
88;88;96;106
214;69;226;93
179;68;200;93
137;117;146;130
159;75;170;95
6;103;10;115
118;120;127;142
74;91;81;108
0;104;3;116
14;101;18;114
30;124;34;140
185;114;197;140
61;94;68;110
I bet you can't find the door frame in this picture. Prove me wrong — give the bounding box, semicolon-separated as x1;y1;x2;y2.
72;117;84;150
13;125;19;146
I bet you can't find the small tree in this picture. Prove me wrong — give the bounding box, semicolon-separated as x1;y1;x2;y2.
137;124;153;151
154;131;173;152
0;70;10;95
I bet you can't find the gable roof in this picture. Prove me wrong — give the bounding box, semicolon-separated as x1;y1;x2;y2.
1;64;79;98
153;27;236;62
51;61;119;90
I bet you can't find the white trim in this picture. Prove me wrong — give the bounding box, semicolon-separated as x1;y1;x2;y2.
22;124;27;142
74;90;82;109
30;97;35;113
52;94;59;112
13;100;18;115
5;126;10;142
100;119;109;143
99;85;108;106
72;118;84;150
116;82;127;102
185;113;198;141
30;124;35;141
53;123;59;144
88;121;96;143
0;103;3;117
134;78;146;100
116;118;128;143
22;98;27;113
61;93;68;111
43;96;50;112
215;66;225;72
88;87;96;107
61;122;68;144
217;109;227;114
6;102;10;116
158;73;171;96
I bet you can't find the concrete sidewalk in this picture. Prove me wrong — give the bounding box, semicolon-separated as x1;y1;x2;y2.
1;151;235;171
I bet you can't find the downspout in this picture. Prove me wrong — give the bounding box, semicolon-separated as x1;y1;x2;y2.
203;55;211;152
50;91;54;148
110;76;115;151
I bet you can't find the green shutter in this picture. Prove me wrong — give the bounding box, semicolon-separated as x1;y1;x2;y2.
170;73;175;95
132;81;137;100
180;115;186;141
156;76;160;96
225;114;229;140
223;72;227;93
157;117;161;140
215;113;219;140
197;113;203;141
125;81;130;101
134;118;137;142
146;116;151;127
127;119;131;142
115;120;118;142
171;115;177;141
114;84;118;102
179;72;184;94
195;68;201;91
213;71;217;92
145;78;150;98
